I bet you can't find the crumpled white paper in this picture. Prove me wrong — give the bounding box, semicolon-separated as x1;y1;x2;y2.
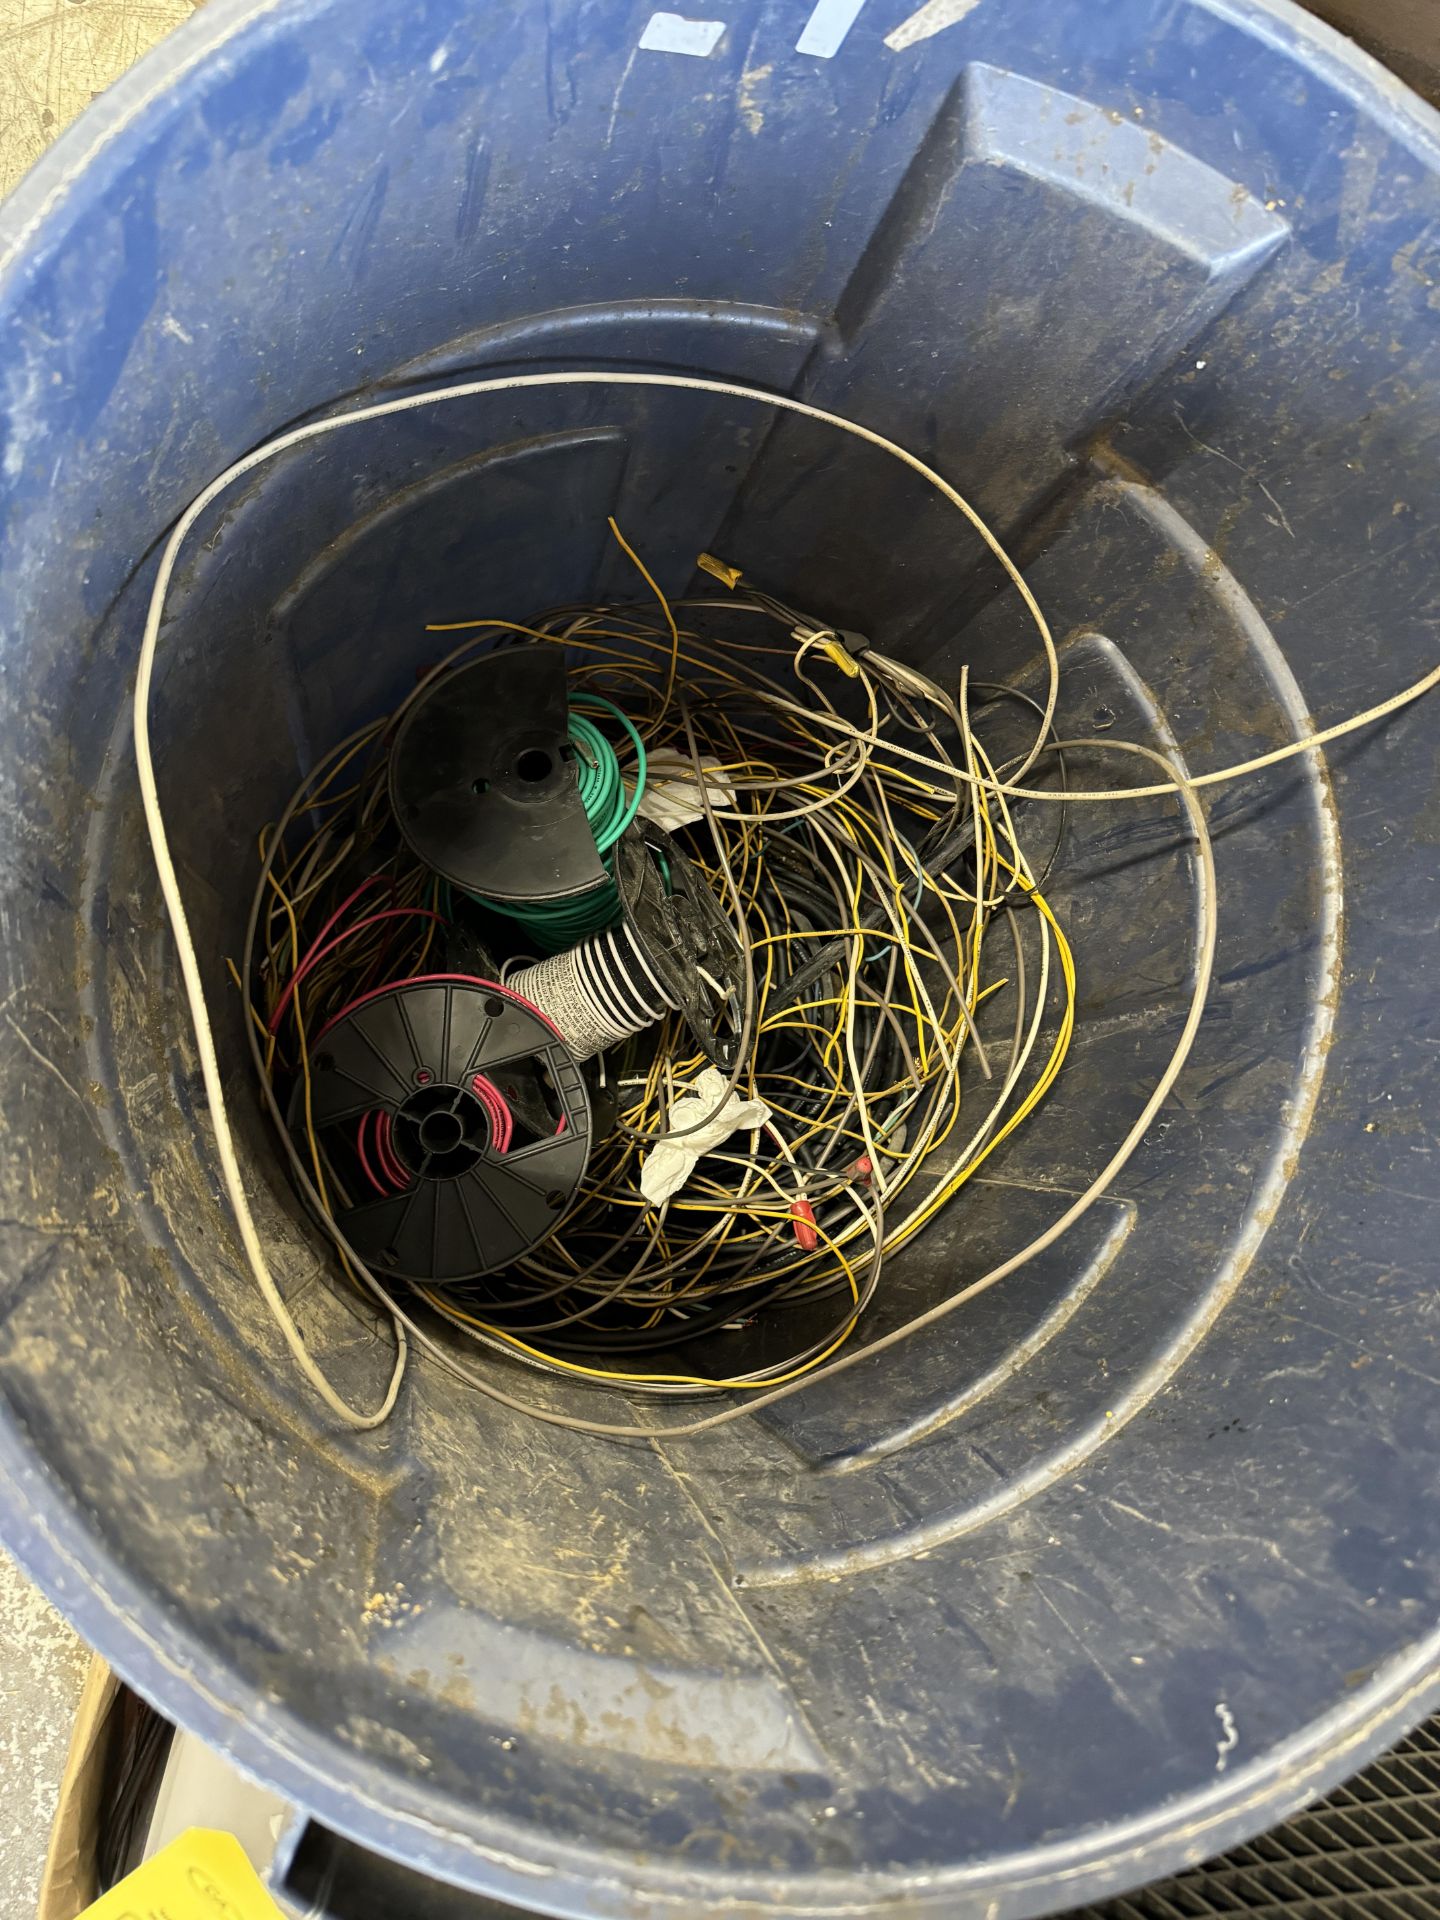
639;1066;771;1207
634;749;735;833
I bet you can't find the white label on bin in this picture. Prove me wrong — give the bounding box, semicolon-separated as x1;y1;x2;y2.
796;0;868;58
638;11;727;56
885;0;984;53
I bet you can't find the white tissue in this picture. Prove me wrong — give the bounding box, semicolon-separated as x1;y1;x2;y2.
639;1066;771;1206
634;750;735;833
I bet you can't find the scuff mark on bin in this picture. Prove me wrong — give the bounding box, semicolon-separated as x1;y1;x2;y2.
329;164;389;283
1215;1701;1238;1771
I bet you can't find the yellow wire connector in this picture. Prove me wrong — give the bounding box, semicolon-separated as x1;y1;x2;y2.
698;551;743;589
794;624;864;678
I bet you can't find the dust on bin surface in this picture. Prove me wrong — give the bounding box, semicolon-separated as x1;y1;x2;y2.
0;2;1438;1917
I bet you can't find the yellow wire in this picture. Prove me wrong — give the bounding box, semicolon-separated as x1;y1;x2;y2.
256;566;1079;1359
421;1210;863;1388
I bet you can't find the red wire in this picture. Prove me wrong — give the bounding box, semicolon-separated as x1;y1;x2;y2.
313;980;570;1173
470;1073;514;1153
297;874;388;968
268;908;443;1034
339;986;578;1194
274;873;390;1016
356;1110;386;1195
376;1112;411;1191
348;873;419;1001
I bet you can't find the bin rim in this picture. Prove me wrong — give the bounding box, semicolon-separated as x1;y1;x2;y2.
3;0;1440;304
5;1433;1440;1917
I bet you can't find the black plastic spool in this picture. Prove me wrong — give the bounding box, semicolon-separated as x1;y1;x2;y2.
388;645;609;904
289;979;591;1285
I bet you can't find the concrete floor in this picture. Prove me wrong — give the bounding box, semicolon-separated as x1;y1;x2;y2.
0;1551;90;1918
0;0;200;196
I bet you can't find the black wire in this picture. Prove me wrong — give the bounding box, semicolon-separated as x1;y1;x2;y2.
97;1690;174;1892
537;1265;811;1353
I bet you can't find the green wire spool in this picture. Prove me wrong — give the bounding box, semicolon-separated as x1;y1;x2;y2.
475;694;647;952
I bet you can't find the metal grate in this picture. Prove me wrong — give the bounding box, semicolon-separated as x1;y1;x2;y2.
1062;1716;1440;1919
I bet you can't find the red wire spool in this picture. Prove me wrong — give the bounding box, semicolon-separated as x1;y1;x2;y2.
288;977;591;1285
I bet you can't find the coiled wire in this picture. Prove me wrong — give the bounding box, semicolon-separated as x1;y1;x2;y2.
477;695;647;951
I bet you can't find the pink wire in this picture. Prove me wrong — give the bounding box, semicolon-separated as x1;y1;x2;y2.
376;1112;411;1191
316;981;571;1170
274;874;390;1028
470;1073;514;1153
471;1079;501;1145
298;874;388;967
355;1110;387;1195
268;908;443;1033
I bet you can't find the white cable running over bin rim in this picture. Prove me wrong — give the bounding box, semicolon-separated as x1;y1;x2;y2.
133;368;1440;1433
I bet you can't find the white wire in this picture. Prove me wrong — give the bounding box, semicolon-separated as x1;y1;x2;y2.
744;662;1439;805
707;648;882;824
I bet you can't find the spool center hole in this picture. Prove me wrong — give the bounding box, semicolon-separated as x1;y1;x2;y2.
394;1083;490;1177
418;1110;464;1152
515;747;553;783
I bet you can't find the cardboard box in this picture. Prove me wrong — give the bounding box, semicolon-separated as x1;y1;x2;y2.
36;1657;122;1920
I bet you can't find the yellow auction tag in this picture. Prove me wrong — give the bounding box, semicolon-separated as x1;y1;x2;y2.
80;1828;284;1920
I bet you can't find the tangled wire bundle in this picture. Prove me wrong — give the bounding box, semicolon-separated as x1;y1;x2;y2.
134;369;1440;1437
241;533;1077;1400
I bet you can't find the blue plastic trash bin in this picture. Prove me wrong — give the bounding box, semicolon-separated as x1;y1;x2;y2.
0;2;1437;1915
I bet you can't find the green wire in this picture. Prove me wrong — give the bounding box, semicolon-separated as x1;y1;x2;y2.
474;695;647;953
